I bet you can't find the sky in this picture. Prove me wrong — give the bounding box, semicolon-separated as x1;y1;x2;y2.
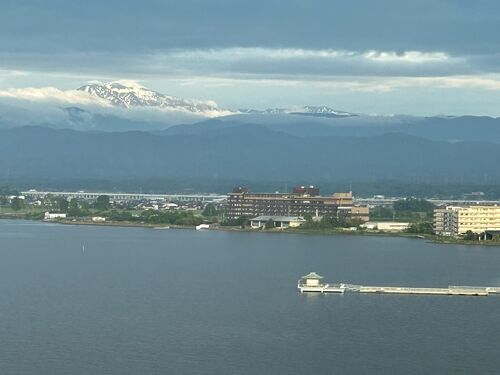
2;0;500;116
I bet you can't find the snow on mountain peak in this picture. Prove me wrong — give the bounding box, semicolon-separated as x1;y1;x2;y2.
77;81;233;117
238;105;355;117
77;81;355;119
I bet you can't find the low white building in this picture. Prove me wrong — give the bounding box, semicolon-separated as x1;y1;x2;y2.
164;203;179;209
361;221;410;232
9;195;25;200
44;212;67;220
92;216;106;222
250;216;306;229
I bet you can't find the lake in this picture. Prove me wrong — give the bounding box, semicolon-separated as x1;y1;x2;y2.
0;220;499;375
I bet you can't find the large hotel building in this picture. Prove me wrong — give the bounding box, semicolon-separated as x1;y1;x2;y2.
225;186;369;222
434;205;500;236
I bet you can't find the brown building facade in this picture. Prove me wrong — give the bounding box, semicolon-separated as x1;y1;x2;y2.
225;187;369;222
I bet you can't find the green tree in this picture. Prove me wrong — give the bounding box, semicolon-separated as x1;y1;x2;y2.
221;216;250;228
68;198;87;217
107;210;135;221
393;198;435;221
393;198;436;213
95;195;110;210
406;222;434;234
202;203;217;217
491;234;500;242
369;206;394;220
10;197;25;211
463;230;479;241
69;198;79;210
55;197;69;212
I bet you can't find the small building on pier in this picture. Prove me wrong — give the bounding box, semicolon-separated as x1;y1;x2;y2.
301;272;324;287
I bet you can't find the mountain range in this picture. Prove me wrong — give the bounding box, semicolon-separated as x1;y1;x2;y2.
2;81;500;189
2;81;500;143
78;82;356;117
1;124;500;185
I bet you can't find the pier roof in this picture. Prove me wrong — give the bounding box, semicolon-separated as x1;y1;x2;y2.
302;272;323;279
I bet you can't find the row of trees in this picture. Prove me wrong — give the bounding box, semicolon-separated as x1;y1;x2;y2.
64;195;111;212
2;194;112;213
368;197;436;235
393;198;436;213
461;231;500;242
405;222;434;235
9;197;25;211
105;209;204;226
370;198;436;221
60;195;205;225
300;215;364;230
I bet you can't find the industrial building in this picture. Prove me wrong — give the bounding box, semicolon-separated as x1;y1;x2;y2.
225;186;369;222
434;204;500;236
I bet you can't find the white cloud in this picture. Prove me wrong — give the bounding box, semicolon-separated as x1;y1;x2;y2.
0;87;111;106
110;79;146;89
0;47;469;82
363;50;449;63
168;47;452;64
414;76;500;90
161;74;500;93
146;47;461;78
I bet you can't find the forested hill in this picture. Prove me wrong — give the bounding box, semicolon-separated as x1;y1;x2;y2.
1;126;500;185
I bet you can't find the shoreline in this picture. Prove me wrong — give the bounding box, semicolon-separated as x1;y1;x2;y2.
2;216;499;246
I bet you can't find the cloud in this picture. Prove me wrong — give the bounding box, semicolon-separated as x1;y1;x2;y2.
0;84;234;131
0;47;477;81
1;2;500;117
159;74;500;93
1;0;500;56
169;48;451;64
363;51;450;63
158;48;468;78
109;79;146;89
0;87;110;106
407;76;500;91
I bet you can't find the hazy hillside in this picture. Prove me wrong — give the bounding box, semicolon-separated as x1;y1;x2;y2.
164;114;500;144
1;126;500;184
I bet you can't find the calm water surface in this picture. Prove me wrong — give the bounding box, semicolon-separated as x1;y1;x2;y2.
0;220;499;375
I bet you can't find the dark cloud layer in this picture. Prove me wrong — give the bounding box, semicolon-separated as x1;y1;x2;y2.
1;0;500;54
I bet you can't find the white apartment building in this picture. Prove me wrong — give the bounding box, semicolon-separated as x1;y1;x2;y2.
434;205;500;236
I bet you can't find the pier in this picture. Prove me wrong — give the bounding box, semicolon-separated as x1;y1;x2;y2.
298;273;500;297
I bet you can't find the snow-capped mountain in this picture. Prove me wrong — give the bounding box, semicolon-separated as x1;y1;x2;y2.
77;82;356;120
78;82;233;117
296;106;355;117
238;105;355;117
238;108;289;115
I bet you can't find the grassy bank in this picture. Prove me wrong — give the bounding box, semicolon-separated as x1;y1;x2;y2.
0;207;45;220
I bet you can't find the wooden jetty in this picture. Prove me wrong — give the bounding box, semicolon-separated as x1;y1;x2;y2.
298;273;499;297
